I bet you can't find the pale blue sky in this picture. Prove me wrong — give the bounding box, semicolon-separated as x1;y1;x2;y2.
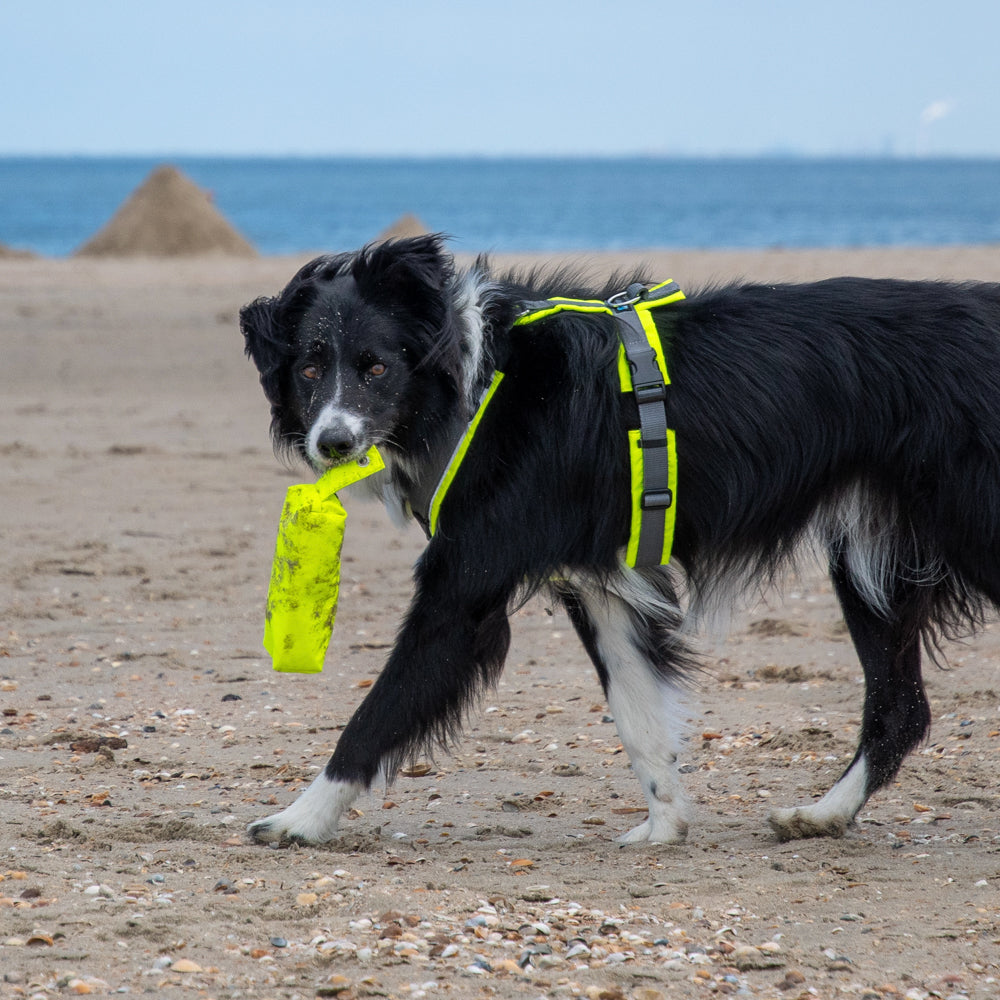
2;0;998;157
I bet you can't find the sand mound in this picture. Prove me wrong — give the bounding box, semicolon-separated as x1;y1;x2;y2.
75;165;256;258
376;213;430;241
0;241;36;259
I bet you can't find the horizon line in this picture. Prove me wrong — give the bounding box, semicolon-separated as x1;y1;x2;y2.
3;150;1000;162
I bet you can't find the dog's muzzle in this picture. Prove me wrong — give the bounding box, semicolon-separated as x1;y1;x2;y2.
316;427;363;460
307;407;369;466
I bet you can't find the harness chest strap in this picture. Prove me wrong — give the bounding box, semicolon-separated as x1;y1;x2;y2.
427;369;505;537
428;280;685;567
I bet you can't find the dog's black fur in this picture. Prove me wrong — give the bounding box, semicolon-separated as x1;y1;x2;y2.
241;234;1000;845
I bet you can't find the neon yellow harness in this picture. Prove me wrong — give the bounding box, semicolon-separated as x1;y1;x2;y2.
429;280;685;567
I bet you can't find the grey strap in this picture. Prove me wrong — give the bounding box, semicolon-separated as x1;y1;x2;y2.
613;303;672;567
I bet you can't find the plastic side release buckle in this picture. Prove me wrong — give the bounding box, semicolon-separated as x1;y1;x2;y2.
642;489;674;510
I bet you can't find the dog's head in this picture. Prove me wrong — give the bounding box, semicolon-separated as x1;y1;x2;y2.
241;234;465;470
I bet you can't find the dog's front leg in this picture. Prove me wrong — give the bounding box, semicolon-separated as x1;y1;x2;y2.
248;550;513;845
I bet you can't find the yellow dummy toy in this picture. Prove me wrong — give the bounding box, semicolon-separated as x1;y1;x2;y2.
263;447;385;673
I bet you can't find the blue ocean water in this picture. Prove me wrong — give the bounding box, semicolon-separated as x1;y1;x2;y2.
1;156;999;257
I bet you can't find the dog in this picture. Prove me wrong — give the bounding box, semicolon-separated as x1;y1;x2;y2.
240;233;1000;846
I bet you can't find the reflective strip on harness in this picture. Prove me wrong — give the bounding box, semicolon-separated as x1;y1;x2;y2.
625;425;678;566
428;370;505;537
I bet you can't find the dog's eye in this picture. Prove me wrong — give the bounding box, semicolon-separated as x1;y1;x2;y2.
369;362;387;378
300;365;321;381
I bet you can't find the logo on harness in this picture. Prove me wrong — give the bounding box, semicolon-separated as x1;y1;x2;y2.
429;280;685;568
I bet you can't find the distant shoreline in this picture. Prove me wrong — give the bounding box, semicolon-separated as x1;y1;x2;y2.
3;157;999;258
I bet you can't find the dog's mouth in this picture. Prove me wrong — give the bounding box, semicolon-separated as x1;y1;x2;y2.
308;447;371;473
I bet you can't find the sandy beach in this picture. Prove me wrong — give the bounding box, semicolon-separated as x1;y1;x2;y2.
2;245;999;999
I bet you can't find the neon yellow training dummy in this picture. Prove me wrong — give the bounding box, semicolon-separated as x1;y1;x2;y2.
263;446;385;673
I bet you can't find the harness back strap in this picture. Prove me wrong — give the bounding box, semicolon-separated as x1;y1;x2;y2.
514;280;685;567
612;281;684;566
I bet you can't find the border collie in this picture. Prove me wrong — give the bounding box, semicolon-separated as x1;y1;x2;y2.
240;234;1000;845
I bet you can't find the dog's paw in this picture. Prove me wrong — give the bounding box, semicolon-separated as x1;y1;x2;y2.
617;815;689;845
247;815;290;845
768;755;867;841
246;807;338;845
246;812;313;845
247;773;363;846
767;806;849;841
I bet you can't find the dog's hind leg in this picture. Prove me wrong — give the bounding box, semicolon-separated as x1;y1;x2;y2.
557;570;693;844
769;550;931;840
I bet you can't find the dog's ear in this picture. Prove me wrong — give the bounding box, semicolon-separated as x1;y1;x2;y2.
353;234;454;327
240;296;287;408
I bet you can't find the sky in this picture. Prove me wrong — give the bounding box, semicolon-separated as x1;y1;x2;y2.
2;0;999;158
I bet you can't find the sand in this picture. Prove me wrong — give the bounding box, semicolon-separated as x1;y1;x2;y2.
1;246;999;998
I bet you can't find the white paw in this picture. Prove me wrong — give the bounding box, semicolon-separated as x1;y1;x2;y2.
247;814;293;844
617;813;689;845
617;818;655;844
768;805;849;841
768;756;868;841
247;774;362;845
246;808;335;845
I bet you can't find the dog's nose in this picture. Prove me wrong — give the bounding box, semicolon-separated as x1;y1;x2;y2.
316;427;359;459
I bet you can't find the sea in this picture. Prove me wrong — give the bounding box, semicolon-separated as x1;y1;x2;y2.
2;156;1000;257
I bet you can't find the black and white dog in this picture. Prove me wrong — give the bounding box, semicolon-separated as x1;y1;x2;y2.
240;234;1000;845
